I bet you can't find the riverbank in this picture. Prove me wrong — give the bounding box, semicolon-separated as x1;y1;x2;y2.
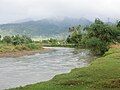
9;46;120;90
0;48;50;58
0;43;51;58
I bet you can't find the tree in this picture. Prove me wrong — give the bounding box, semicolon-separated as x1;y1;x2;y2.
66;25;82;46
2;36;12;44
67;19;120;55
117;21;120;27
87;19;115;43
82;19;120;55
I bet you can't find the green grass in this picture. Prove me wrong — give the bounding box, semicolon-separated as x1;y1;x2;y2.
9;48;120;90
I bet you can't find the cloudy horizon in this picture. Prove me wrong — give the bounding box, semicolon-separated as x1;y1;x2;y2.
0;0;120;24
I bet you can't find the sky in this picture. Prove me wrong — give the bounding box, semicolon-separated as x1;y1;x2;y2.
0;0;120;24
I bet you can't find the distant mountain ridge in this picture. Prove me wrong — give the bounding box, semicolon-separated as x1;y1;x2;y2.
13;18;34;23
0;18;92;38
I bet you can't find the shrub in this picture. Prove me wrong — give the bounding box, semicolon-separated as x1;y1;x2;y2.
85;37;108;55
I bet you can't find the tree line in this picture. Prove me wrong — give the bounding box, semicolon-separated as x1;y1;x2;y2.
66;19;120;55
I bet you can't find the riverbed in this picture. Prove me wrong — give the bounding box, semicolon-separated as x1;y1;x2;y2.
0;47;91;90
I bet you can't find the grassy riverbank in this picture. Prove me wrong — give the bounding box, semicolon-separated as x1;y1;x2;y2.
0;35;47;57
9;46;120;90
0;43;42;52
0;43;44;57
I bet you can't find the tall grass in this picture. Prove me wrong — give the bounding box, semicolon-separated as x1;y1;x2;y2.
0;43;42;53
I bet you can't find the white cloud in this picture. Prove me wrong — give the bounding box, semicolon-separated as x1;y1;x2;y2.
0;0;120;23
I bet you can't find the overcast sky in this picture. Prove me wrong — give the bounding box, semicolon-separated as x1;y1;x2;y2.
0;0;120;24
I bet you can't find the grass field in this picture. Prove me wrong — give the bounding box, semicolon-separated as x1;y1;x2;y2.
9;46;120;90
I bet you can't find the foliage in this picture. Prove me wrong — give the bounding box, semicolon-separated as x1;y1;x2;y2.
84;19;120;55
0;35;42;53
66;25;82;46
2;36;12;44
67;19;120;55
85;37;108;55
12;35;33;45
86;19;120;43
2;35;33;45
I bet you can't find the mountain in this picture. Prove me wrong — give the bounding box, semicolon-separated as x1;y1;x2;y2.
13;18;33;23
0;18;92;38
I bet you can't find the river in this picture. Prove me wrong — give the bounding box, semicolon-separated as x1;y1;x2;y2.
0;47;91;90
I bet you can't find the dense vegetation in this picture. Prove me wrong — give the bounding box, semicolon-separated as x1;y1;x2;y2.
2;35;33;45
0;35;42;53
67;19;120;55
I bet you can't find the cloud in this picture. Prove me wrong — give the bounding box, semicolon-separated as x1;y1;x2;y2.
0;0;120;23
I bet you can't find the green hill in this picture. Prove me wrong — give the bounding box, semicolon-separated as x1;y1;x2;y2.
0;18;91;38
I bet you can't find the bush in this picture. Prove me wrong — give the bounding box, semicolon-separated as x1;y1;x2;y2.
85;37;108;55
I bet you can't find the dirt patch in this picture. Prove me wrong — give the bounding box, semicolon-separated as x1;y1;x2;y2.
110;44;120;48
